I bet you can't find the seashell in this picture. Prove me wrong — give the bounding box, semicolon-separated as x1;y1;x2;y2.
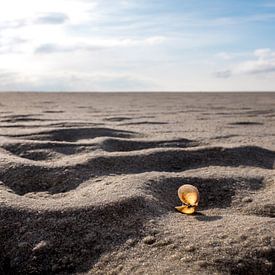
175;184;199;214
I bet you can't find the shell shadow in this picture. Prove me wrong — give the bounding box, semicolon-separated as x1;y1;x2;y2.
194;212;223;222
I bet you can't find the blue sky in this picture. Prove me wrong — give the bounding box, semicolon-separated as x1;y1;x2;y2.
0;0;275;91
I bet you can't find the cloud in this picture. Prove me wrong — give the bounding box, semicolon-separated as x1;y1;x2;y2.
215;48;275;78
216;52;234;60
0;70;18;82
35;43;103;54
254;48;275;59
0;0;95;23
234;59;275;75
0;19;27;30
0;13;68;34
34;12;69;24
0;36;28;54
35;36;166;54
214;70;232;78
0;70;154;91
35;44;79;54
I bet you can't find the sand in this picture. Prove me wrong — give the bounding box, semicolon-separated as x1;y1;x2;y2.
0;92;274;274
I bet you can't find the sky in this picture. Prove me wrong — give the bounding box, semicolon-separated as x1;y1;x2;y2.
0;0;275;91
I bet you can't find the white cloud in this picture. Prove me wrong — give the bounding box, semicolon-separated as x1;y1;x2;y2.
254;48;275;59
0;0;166;58
215;48;275;78
0;0;95;23
215;70;232;78
0;70;18;82
34;43;102;54
0;36;27;54
216;52;234;60
0;70;154;91
234;59;275;75
34;36;166;54
34;12;69;25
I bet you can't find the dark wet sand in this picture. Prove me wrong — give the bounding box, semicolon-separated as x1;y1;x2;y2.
0;92;274;274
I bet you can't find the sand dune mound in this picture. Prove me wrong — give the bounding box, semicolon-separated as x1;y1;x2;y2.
0;93;275;274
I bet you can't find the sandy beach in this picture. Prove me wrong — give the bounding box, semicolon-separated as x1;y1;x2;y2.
0;92;274;274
